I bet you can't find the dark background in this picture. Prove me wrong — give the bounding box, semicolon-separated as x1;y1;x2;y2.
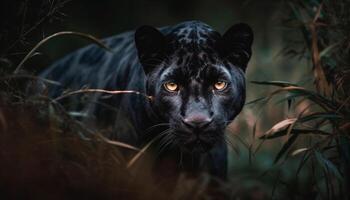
1;0;299;81
3;0;347;199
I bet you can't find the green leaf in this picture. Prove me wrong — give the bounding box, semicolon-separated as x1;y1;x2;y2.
296;151;311;177
285;88;333;109
299;113;343;123
274;133;299;164
314;151;343;181
267;86;337;111
275;93;308;105
251;80;298;87
245;96;268;106
319;43;338;58
339;136;350;164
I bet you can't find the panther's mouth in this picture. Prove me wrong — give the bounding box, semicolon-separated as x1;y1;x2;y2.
174;127;222;153
166;117;225;153
182;137;214;153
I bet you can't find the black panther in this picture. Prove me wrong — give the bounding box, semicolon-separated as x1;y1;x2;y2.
40;20;253;179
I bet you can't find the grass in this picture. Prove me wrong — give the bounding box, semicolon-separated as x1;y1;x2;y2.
241;0;350;199
0;0;349;199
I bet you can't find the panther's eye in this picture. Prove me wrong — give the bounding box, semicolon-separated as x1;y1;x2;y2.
164;82;179;92
214;81;227;91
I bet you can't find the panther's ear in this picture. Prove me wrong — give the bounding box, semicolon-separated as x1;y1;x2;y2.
216;23;253;72
135;25;166;74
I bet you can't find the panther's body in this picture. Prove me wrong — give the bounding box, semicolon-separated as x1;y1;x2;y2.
42;29;152;142
41;21;253;179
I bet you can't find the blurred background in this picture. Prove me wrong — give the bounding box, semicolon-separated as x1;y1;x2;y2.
1;0;348;199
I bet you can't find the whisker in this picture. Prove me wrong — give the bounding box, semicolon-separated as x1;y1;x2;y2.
155;129;176;156
144;123;170;136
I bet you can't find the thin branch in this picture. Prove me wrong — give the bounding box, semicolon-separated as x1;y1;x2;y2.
13;31;112;74
54;88;153;101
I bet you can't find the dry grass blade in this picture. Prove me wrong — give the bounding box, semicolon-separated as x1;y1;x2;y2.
263;118;297;138
13;31;112;74
0;74;61;86
291;148;308;156
54;88;153;101
127;138;157;169
259;129;330;140
96;133;140;152
285;102;314;138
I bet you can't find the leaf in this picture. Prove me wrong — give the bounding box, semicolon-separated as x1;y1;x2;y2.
338;136;350;164
274;133;299;164
292;148;309;156
314;151;343;181
259;128;330;139
264;86;337;111
275;93;308;105
263;118;297;138
251;80;298;87
296;150;311;177
246;86;336;112
319;43;338;58
299;112;342;123
245;96;268;106
259;113;337;140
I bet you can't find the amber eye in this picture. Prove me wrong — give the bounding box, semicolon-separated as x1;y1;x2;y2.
214;81;227;91
164;82;179;92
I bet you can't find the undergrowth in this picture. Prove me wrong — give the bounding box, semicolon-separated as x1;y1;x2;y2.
0;0;349;199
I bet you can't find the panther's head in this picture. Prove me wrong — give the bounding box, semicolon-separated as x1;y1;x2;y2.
135;21;253;153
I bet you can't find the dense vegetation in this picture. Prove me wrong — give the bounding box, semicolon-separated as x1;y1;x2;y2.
0;0;348;199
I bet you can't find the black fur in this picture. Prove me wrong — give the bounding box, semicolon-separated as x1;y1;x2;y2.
41;21;253;179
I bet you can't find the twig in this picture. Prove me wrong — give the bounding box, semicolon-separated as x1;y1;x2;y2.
5;0;71;53
0;74;61;86
54;88;153;101
309;3;332;96
13;31;112;74
127;137;157;169
96;133;140;152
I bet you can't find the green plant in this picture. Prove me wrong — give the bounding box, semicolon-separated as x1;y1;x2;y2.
251;0;349;199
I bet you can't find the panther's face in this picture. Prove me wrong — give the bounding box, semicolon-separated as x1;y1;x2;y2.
135;22;253;153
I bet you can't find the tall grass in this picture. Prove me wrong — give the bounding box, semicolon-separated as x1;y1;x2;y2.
251;0;349;199
0;0;349;199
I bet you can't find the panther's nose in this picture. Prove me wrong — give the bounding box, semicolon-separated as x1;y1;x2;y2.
182;114;212;129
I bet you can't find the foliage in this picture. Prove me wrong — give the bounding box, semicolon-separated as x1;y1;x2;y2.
250;0;350;199
0;0;349;199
